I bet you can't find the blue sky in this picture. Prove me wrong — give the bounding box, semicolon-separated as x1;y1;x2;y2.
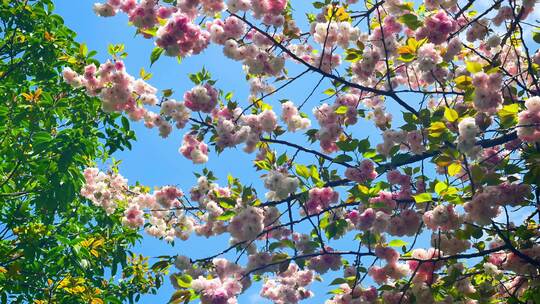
53;1;387;303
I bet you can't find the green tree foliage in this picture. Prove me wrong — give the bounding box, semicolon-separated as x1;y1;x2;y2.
0;1;164;302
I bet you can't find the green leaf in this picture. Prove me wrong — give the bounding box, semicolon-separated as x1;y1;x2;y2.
336;140;357;151
448;162;462;176
334;154;353;163
216;210;236;221
121;116;130;131
313;1;325;9
454;75;473;89
329;278;347;285
533;32;540;44
398;53;416;62
150;47;164;66
323;88;336;95
388;239;409;247
465;61;483;74
335;105;348;114
428;121;447;137
295;164;310;178
398;13;423;30
434;181;448;195
218;197;237;209
444;107;458;122
162;89;173;98
79;43;88;56
357;138;370;153
175;274;192;288
413;193;432;203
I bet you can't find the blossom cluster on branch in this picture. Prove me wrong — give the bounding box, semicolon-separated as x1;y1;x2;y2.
66;0;540;303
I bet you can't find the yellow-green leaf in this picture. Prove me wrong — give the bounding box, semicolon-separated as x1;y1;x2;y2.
413;193;432;203
444;107;459;122
295;164;310;178
335;105;348;115
428;121;447;137
465;61;483;74
434;181;448;195
454;75;473;90
388;239;409;247
448;162;462;176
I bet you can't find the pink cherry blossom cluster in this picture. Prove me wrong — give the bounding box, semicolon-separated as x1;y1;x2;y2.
250;0;288;21
432;233;471;255
241;109;278;152
376;129;426;156
191;259;245;304
457;117;480;157
369;248;409;284
222;38;286;76
517;96;540;143
406;248;444;284
215;117;251;149
80;168;196;241
80;167;128;214
291;232;317;254
263;169;299;200
464;182;530;225
335;94;361;125
160;99;191;129
94;1;211;57
352;48;380;79
325;284;377;304
386;169;413;200
190;180;230;238
368;15;400;54
304;187;339;215
490;240;540;275
142;112;174;138
313;103;342;153
349;203;421;237
423;0;459;11
493;6;514;26
157;12;210;57
260;263;315;304
416;11;456;44
179;133;209;164
92;0;138;18
368;192;397;214
311;21;360;49
307;247;342;274
281;101;311;132
386;209;421;237
226;0;251;13
422;204;461;231
466;18;489;43
313;50;342;73
206;16;246;45
347;208;375;230
472;72;503;114
344;159;377;184
63;62;187;139
155;186;184;209
246;252;277;274
63;61;157;115
228;206;265;242
443;37;462;61
122;204;144;228
416;43;449;84
184;83;219;113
